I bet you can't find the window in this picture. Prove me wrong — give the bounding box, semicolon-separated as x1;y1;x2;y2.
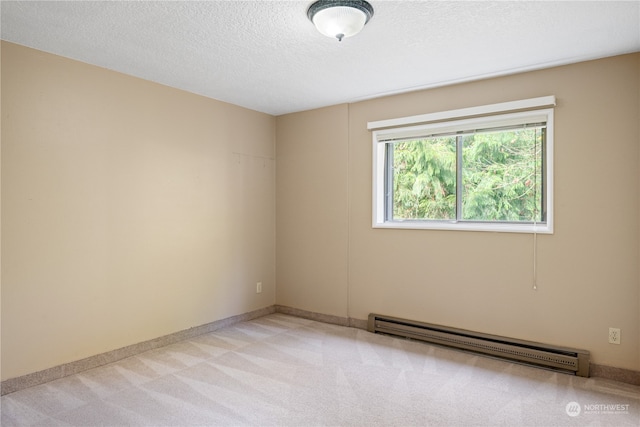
370;97;554;233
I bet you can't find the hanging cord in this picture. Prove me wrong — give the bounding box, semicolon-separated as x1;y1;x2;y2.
532;226;538;290
532;128;539;291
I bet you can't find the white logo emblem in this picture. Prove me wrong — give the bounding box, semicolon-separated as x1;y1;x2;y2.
566;401;581;417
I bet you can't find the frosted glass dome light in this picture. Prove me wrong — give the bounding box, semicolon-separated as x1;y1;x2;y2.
307;1;374;42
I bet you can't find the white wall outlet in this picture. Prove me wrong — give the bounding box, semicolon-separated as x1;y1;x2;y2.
608;327;621;345
256;282;262;294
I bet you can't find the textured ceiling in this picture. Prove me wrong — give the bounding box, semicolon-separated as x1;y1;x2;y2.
1;1;639;116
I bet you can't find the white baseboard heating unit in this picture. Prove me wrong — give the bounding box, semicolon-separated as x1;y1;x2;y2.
368;313;590;377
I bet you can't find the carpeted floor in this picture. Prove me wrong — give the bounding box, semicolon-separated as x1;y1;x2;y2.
1;313;639;426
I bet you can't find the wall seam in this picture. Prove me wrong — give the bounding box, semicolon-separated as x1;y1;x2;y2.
346;103;352;321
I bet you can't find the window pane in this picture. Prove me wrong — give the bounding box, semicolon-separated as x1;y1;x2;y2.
391;137;457;220
461;128;543;222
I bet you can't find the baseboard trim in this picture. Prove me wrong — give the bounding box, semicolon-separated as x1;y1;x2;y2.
274;305;368;329
1;305;276;396
590;363;640;386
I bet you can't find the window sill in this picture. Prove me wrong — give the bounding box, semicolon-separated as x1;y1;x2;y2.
373;220;552;234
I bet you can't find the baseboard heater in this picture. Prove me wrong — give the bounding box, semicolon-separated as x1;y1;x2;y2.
368;313;590;377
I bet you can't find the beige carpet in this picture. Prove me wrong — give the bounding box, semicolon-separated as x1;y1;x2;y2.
1;313;639;426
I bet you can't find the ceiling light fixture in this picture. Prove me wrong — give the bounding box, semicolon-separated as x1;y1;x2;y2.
307;0;374;42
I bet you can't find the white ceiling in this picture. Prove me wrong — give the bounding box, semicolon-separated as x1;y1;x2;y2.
1;1;639;116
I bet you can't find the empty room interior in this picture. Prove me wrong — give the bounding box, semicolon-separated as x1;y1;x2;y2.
1;1;640;425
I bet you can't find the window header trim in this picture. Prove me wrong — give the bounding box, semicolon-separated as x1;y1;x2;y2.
374;110;550;144
367;95;556;131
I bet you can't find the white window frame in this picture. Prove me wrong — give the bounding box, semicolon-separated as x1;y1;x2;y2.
369;96;555;234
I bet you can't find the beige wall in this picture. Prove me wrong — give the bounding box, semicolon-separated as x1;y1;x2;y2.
277;54;640;371
1;42;276;380
276;105;349;316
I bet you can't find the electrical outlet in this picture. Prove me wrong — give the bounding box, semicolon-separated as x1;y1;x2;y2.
256;282;262;294
608;327;621;345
